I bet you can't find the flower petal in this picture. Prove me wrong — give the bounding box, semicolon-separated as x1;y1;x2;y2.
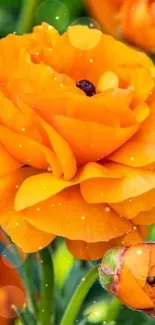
118;266;154;309
0;143;20;178
0;167;54;252
124;245;150;287
118;226;144;245
14;162;126;211
132;209;155;225
46;25;153;84
1;211;55;253
110;102;155;167
111;188;155;219
51;115;139;165
81;165;155;203
66;239;117;260
0;125;62;176
84;0;121;37
22;185;131;242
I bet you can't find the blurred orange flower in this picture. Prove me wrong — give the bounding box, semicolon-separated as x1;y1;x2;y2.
99;243;155;316
0;232;25;325
85;0;155;52
0;23;155;259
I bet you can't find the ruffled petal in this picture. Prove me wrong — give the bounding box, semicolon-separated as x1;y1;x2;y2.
0;143;20;178
14;162;126;210
51;115;139;165
111;188;155;219
21;185;131;242
66;239;117;260
132;209;155;225
8;95;76;180
81;164;155;203
0;167;54;252
118;226;144;245
45;25;153;84
116;65;154;101
1;211;55;253
0;125;62;176
110;102;155;168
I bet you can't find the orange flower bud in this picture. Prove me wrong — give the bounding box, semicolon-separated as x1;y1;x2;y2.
99;243;155;316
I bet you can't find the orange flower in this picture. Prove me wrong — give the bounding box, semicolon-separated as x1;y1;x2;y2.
85;0;155;52
99;243;155;316
0;232;25;324
0;23;155;259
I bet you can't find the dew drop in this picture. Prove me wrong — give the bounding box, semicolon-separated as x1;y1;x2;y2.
47;166;52;172
137;249;142;255
105;206;111;212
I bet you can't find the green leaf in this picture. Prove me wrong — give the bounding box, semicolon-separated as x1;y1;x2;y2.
35;0;69;32
117;306;155;325
53;240;74;289
0;0;20;9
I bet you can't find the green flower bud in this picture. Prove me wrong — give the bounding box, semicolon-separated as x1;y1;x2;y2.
99;246;126;294
84;301;109;324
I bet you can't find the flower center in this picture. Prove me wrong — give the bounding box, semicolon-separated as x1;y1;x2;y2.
147;276;155;285
76;79;96;97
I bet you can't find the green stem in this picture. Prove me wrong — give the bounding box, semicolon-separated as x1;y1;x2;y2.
15;0;42;34
12;306;37;325
23;255;38;316
12;306;29;325
38;247;55;325
106;297;122;322
60;265;98;325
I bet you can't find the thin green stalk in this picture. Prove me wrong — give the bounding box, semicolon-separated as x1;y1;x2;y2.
12;306;29;325
38;247;55;325
60;265;98;325
4;234;37;318
106;297;122;322
23;255;38;316
15;0;42;34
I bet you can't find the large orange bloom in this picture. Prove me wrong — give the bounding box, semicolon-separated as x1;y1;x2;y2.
85;0;155;52
99;243;155;316
0;232;25;324
0;23;155;260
